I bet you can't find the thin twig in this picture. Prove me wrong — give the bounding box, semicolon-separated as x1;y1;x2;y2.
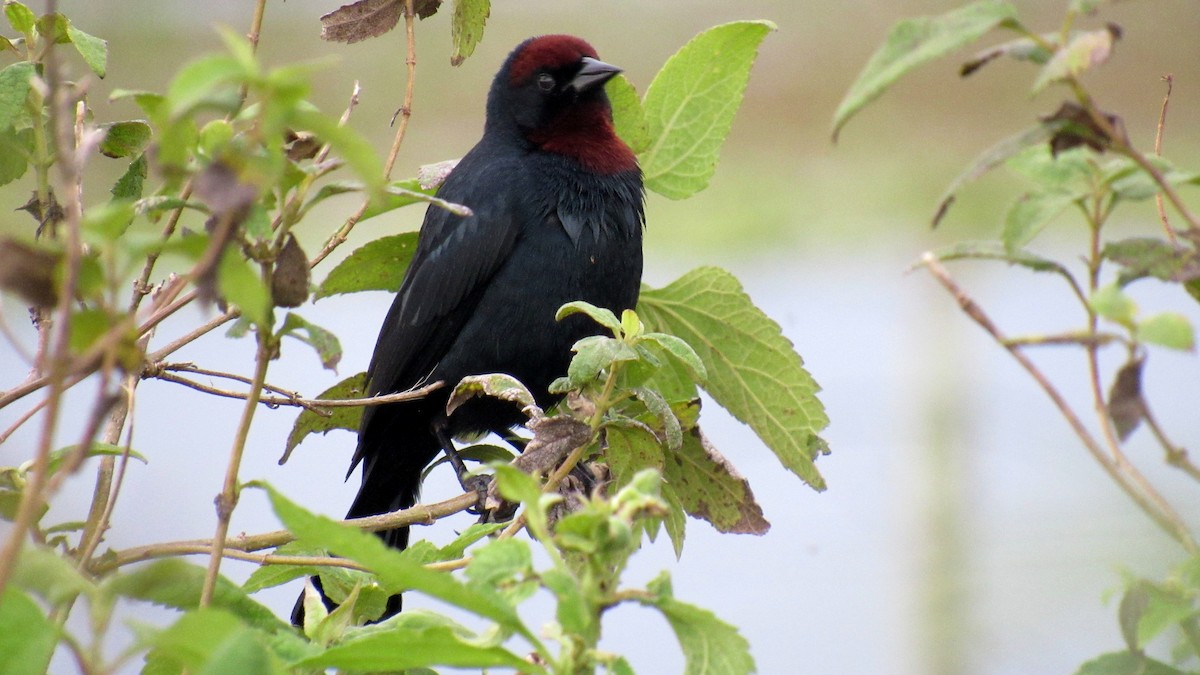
199;306;274;606
0;31;87;593
1141;397;1200;484
921;254;1198;553
1002;332;1127;348
309;0;418;269
1153;74;1177;245
148;368;441;411
76;375;139;567
94;491;479;572
0;396;49;445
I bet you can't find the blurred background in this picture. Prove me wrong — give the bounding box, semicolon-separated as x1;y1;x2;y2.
3;1;1200;672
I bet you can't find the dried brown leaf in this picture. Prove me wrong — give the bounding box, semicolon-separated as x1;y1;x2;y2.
1107;356;1145;441
272;234;311;308
319;0;441;44
0;237;59;308
665;428;770;535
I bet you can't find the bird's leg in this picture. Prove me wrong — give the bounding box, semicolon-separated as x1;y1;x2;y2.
433;423;491;511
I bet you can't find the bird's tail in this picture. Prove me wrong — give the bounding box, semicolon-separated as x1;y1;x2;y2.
290;431;439;626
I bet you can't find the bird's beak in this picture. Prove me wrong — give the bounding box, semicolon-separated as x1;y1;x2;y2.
571;56;622;92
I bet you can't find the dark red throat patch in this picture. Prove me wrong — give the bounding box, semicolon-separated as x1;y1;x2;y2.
509;34;599;86
527;101;637;174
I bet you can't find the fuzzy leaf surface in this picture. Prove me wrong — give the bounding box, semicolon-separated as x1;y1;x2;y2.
641;20;775;199
638;267;829;489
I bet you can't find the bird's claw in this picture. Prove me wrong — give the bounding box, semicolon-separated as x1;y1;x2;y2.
460;473;492;515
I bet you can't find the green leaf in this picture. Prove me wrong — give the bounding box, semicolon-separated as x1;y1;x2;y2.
1032;26;1118;94
565;336;639;389
166;54;248;118
450;0;489;66
291;108;384;193
82;199;136;245
0;588;56;675
1138;313;1194;351
360;178;440;221
13;545;93;604
217;252;270;329
1103;237;1200;286
241;543;323;593
107;559;287;634
932;124;1059;227
1002;191;1077;253
315;232;417;300
465;538;530;588
109;88;167;119
641;20;776;199
99;120;150;158
0;127;30;187
638;267;829;490
111;153;148;200
632;386;682;450
959;33;1054;77
1107;156;1200;201
0;62;35;130
65;307;108;355
640;332;706;382
66;23;107;78
605;424;666;489
47;441;146;477
832;1;1018;139
1074;651;1185;675
294;611;536;671
258;483;531;638
281;372;366;462
1091;283;1136;328
923;241;1080;288
607;74;650;155
557;300;623;335
278;312;343;371
4;2;34;34
644;571;755;675
149;608;281;675
542;566;594;638
34;12;68;44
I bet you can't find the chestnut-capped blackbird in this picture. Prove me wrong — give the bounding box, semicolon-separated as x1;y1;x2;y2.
292;35;644;624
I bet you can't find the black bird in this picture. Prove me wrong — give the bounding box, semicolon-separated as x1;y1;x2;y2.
293;34;644;624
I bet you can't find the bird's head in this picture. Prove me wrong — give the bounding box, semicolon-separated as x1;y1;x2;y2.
487;35;636;174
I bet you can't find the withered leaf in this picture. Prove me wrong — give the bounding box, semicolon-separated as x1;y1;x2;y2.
18;189;64;238
417;158;459;190
0;237;59;307
272;234;311;308
484;414;593;512
319;0;441;44
1107;356;1145;441
193;161;256;219
1041;101;1127;157
664;427;770;535
284;129;322;161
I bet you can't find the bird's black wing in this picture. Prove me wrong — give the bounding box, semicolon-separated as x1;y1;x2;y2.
348;144;526;475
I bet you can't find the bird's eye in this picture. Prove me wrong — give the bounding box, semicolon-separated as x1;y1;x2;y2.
536;73;555;92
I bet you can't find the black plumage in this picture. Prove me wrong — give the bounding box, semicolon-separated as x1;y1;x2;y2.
294;34;643;624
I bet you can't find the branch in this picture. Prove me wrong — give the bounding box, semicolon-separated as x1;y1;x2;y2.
93;491;479;572
309;0;419;269
1153;74;1176;245
921;253;1198;553
199;297;274;606
146;365;442;412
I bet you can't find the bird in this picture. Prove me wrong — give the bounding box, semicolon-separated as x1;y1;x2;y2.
292;34;644;625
